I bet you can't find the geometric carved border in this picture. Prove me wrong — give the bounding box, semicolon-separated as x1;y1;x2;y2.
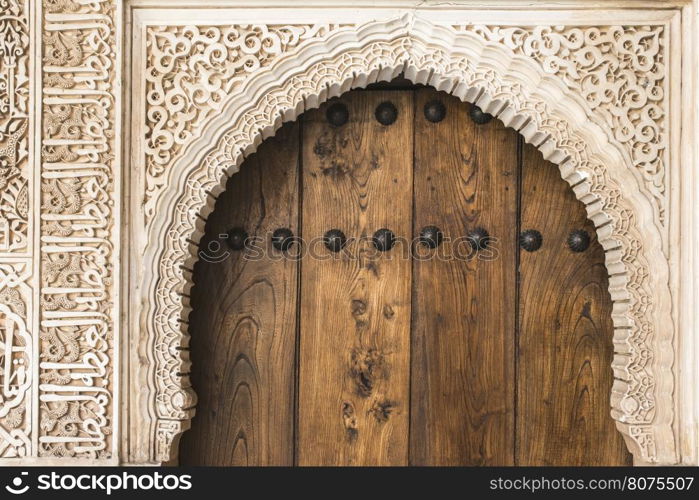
139;14;676;464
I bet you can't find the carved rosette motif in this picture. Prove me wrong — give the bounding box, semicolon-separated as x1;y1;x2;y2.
143;24;345;219
144;17;674;464
38;0;116;458
0;0;32;459
461;25;668;241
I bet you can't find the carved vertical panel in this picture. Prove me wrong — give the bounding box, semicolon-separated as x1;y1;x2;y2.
38;0;118;459
0;0;30;255
0;0;32;458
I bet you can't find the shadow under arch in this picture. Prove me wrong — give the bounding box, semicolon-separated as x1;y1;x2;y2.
137;13;675;465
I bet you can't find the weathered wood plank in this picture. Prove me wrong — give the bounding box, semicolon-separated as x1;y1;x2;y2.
297;91;413;465
517;142;632;466
410;90;518;465
179;122;300;466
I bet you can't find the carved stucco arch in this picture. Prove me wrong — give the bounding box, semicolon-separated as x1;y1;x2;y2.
139;14;675;464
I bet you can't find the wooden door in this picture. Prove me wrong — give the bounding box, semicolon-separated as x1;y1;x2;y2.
179;86;632;466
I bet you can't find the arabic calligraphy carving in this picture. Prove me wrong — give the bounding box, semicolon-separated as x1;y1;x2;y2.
38;0;116;459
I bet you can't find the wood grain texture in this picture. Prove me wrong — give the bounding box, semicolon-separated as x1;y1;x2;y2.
179;87;629;467
516;142;632;466
297;92;413;465
410;90;518;465
179;122;300;466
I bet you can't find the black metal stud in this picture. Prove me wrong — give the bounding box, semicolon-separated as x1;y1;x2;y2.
419;225;443;249
519;229;543;252
468;227;490;251
226;227;248;251
567;229;591;253
469;105;492;125
271;227;295;252
423;100;446;123
326;102;349;127
375;101;398;126
324;229;347;252
372;228;395;252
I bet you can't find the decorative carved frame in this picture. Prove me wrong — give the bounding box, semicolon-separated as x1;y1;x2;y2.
0;0;697;466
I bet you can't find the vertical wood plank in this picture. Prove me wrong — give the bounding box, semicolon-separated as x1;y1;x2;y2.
517;142;632;466
298;91;413;465
410;90;518;465
179;122;300;466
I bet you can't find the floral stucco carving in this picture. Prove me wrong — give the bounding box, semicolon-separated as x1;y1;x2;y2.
143;24;347;219
0;0;29;253
143;23;669;245
461;25;668;246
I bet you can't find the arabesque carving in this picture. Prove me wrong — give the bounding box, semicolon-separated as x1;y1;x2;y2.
0;0;29;253
143;24;347;218
144;23;669;244
462;25;668;242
